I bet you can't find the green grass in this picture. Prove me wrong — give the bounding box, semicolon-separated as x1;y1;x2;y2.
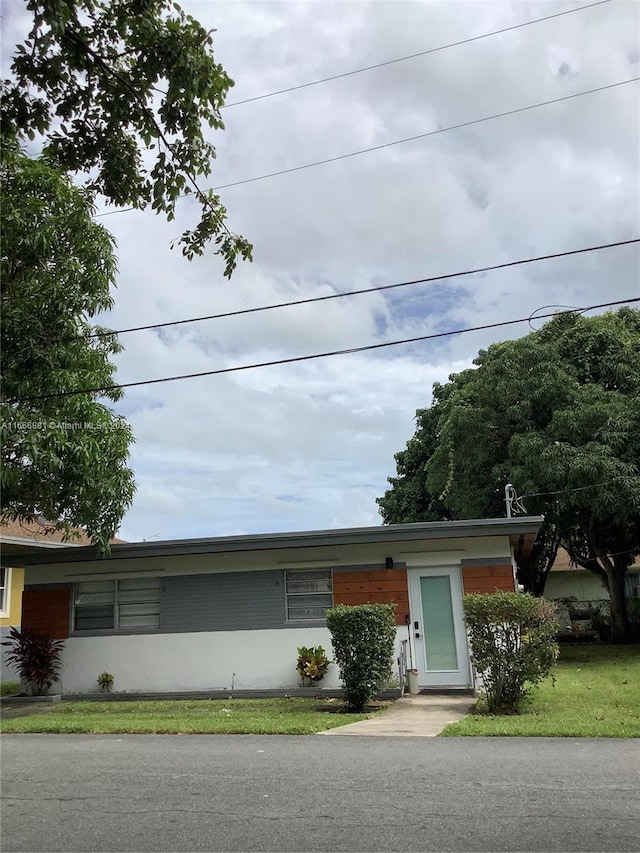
0;697;385;735
441;644;640;737
0;681;20;697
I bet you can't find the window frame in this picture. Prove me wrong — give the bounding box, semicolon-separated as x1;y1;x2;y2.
0;566;10;617
284;568;333;623
72;577;161;633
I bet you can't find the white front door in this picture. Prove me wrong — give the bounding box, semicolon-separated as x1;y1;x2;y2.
408;567;471;688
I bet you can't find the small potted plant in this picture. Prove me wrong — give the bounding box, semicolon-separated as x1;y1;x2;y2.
97;671;114;692
296;646;330;686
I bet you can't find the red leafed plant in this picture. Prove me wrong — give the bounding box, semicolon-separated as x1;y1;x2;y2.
2;627;65;695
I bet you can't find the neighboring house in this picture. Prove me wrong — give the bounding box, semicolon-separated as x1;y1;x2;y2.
2;516;542;694
0;520;124;682
545;548;640;602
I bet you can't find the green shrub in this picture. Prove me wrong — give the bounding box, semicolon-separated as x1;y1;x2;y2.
464;592;559;714
326;603;396;711
296;646;330;686
1;628;65;696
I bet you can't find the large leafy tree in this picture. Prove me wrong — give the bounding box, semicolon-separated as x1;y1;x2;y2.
1;145;135;551
1;1;253;547
378;309;640;643
1;0;252;276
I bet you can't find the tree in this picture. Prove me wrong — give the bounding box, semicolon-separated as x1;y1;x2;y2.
1;0;252;276
377;406;451;524
1;145;136;552
378;309;640;643
1;1;252;546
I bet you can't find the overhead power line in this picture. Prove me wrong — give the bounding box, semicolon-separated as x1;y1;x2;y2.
520;481;620;499
10;298;639;404
210;78;640;191
96;76;639;217
92;238;640;338
224;0;612;108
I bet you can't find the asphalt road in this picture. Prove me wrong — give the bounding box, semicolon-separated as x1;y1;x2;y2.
1;735;638;852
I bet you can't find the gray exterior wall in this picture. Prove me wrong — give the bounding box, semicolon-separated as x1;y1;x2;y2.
160;569;287;633
1;626;18;684
26;568;331;636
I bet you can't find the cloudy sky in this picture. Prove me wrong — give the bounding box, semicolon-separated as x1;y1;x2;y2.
4;0;640;541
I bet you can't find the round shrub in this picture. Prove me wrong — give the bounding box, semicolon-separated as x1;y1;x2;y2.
464;592;559;714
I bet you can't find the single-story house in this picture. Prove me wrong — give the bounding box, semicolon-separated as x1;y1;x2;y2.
2;516;542;694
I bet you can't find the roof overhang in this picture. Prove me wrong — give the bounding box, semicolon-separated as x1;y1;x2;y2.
1;517;544;567
0;536;85;556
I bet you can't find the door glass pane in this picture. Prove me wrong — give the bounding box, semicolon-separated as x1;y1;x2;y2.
420;575;458;671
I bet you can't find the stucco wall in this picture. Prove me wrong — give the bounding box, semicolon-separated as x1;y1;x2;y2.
55;626;409;694
1;568;24;685
0;567;24;627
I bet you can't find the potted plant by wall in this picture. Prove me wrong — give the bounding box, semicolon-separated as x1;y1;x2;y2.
296;646;330;686
97;671;114;692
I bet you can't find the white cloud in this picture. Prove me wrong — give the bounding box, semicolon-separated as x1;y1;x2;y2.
5;0;638;540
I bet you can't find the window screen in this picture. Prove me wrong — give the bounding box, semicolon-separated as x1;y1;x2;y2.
285;570;332;620
74;578;160;631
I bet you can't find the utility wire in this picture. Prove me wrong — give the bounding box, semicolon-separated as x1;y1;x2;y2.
528;303;583;331
223;0;612;108
90;238;640;338
211;78;640;191
96;76;639;216
521;481;620;499
9;298;639;404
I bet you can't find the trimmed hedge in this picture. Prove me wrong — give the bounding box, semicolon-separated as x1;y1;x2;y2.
326;603;396;711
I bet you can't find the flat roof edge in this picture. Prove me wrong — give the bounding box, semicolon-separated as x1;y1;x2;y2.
2;517;544;566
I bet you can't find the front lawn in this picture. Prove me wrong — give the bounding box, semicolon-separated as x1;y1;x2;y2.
0;697;385;735
441;644;640;737
0;681;20;697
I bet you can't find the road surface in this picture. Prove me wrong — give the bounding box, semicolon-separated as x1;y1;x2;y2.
1;735;638;852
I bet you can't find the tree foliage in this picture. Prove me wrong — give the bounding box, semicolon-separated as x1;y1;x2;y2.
378;309;640;643
1;145;135;550
1;0;252;276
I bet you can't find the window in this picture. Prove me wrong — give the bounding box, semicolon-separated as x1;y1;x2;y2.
285;569;333;621
0;567;8;615
73;578;160;631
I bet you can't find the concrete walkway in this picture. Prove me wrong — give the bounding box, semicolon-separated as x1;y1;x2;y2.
319;693;476;737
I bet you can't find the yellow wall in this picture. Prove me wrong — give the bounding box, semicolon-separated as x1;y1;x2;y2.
0;567;25;627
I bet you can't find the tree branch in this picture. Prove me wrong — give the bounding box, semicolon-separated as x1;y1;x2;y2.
61;25;232;236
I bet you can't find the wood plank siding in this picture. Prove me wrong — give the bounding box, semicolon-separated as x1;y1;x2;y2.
333;568;409;625
462;563;515;594
22;588;71;639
